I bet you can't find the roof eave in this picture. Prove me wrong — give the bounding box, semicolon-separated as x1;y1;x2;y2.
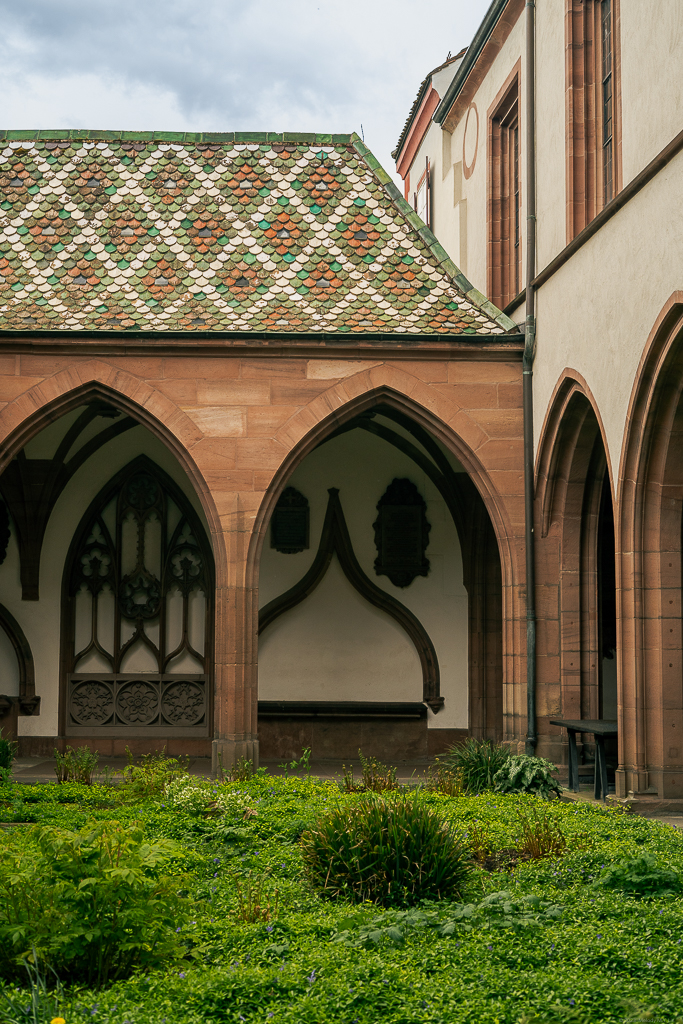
433;0;511;125
0;329;525;343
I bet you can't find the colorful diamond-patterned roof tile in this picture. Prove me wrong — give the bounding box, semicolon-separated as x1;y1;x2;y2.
0;131;516;336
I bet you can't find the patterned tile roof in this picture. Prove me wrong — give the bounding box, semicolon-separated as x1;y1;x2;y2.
0;131;514;337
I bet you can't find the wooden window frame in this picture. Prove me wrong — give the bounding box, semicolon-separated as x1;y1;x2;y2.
487;64;522;311
413;156;431;228
565;0;622;241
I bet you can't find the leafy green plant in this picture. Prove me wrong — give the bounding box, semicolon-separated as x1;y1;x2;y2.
223;755;255;782
493;754;562;798
301;792;470;906
441;737;510;794
425;758;463;797
164;776;254;818
120;747;186;799
53;745;99;785
593;852;682;896
278;747;313;778
342;750;399;793
467;821;495;865
234;872;279;923
516;805;567;860
332;891;563;947
0;820;188;986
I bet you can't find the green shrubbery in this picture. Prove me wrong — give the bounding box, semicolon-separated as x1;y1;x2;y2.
0;731;16;786
53;744;99;785
2;770;683;1022
331;890;563;947
494;753;562;798
443;738;563;798
301;791;470;906
594;852;683;896
442;737;510;794
0;821;187;986
341;751;398;793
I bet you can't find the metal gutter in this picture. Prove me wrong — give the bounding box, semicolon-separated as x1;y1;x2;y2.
523;0;537;754
433;0;511;125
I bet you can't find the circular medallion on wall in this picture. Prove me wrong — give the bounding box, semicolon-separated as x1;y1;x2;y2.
117;679;159;725
70;680;114;725
463;102;479;180
162;680;205;726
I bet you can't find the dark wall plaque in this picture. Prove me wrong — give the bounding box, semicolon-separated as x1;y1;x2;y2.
271;487;310;553
373;478;430;587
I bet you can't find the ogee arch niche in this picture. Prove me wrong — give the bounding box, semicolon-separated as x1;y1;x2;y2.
257;405;503;760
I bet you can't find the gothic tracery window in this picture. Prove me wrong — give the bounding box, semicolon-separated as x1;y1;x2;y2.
63;458;213;735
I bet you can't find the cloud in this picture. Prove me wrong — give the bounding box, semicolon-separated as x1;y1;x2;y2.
0;0;491;177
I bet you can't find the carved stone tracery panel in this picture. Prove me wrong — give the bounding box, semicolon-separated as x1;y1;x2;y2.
63;458;213;735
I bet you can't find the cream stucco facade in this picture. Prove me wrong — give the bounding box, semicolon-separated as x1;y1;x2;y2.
395;0;683;799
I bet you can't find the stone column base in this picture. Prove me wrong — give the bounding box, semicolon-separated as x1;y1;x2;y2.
212;737;260;776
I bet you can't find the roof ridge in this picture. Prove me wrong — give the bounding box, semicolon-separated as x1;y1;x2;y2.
351;135;516;332
0;130;355;145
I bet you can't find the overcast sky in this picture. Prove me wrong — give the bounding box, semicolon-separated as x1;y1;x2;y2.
1;0;491;180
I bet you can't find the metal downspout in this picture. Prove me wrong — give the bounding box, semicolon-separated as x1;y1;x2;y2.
524;0;537;753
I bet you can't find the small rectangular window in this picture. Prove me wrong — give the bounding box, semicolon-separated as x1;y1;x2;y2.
413;157;431;228
601;0;614;205
565;0;620;239
488;77;521;310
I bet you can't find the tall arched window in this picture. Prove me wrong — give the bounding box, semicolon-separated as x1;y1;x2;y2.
61;457;214;737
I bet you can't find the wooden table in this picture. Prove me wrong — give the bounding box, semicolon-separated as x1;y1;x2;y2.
549;718;618;800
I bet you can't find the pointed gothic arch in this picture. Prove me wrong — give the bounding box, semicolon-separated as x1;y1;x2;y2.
535;372;617;765
618;295;683;797
248;384;514;755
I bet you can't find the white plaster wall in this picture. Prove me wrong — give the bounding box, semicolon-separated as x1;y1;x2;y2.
436;16;525;297
533;0;683;271
535;0;570;269
620;0;683;181
533;149;683;473
411;120;462;266
0;422;211;737
258;427;470;730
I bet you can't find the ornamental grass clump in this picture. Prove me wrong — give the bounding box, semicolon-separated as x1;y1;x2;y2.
301;792;470;907
441;738;510;795
516;805;567;860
